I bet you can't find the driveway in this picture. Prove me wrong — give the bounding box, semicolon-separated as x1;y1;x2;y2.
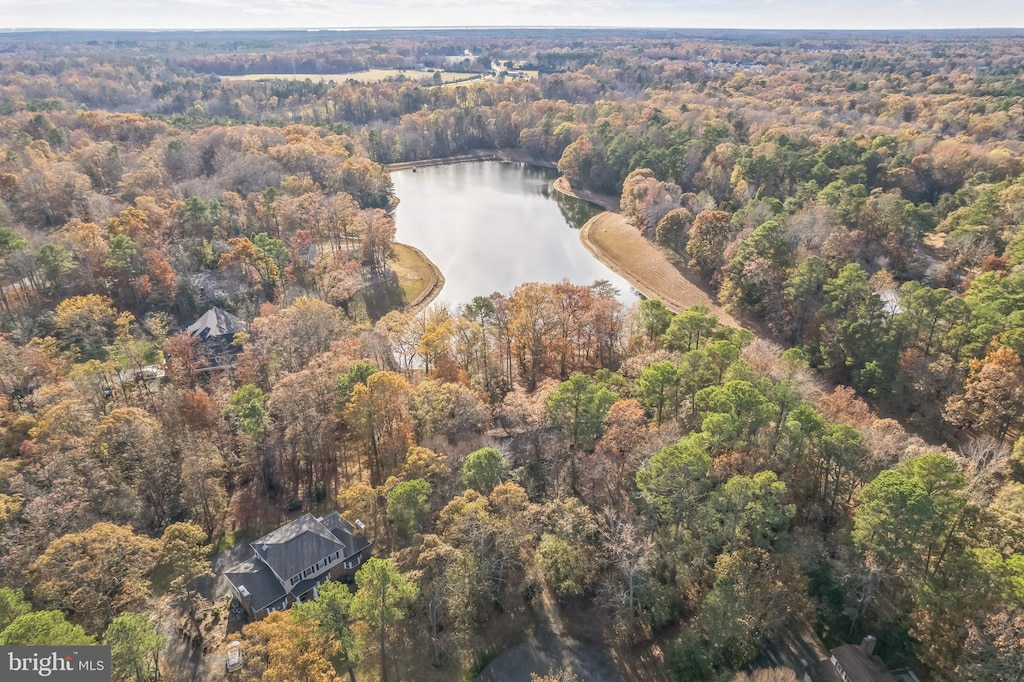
476;590;623;682
156;541;255;681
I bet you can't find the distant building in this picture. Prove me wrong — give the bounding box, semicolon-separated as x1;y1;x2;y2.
804;636;918;682
187;306;247;366
224;512;372;621
188;306;247;342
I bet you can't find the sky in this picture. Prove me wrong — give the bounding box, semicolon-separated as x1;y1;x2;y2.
0;0;1021;31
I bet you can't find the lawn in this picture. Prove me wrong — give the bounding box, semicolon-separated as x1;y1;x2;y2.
389;242;443;313
579;212;738;327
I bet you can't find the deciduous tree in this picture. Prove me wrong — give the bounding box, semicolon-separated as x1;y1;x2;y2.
344;371;413;486
686;210;733;279
160;522;213;601
945;346;1024;443
54;294;116;358
238;610;343;682
29;523;160;632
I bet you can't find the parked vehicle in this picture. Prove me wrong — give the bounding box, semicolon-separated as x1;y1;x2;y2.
226;641;242;673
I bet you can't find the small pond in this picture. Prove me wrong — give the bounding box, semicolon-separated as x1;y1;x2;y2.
391;161;637;306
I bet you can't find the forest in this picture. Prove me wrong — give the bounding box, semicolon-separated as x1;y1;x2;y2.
0;27;1022;682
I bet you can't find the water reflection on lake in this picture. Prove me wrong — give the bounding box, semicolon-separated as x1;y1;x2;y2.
391;161;637;307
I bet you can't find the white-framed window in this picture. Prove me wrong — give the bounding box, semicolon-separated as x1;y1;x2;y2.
343;554;362;570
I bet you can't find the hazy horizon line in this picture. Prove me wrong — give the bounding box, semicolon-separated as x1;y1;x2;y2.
3;25;1024;33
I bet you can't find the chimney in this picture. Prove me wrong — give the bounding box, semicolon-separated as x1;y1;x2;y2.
861;635;877;656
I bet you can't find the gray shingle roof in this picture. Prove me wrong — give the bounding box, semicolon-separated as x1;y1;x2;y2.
831;645;897;682
224;557;287;611
223;511;372;613
186;307;247;340
251;513;345;583
292;577;320;599
319;512;372;558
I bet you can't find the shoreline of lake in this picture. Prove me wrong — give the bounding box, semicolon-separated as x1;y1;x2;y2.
393;241;445;315
385;148;558;172
552;177;738;325
390;162;634;306
551;176;619;212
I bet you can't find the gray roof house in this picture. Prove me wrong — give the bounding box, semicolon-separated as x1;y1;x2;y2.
186;306;248;368
224;512;372;620
804;636;918;682
187;306;247;341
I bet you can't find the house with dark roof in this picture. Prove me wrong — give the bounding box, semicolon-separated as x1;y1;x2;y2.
187;306;247;341
804;637;918;682
224;512;372;620
186;306;248;367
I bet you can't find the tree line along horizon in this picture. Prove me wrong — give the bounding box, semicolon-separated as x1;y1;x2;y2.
0;29;1021;682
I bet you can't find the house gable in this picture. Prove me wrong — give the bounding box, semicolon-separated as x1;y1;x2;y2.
223;511;372;620
187;306;247;340
250;513;346;584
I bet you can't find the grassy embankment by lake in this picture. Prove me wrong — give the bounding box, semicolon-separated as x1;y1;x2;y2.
347;242;444;320
552;177;738;326
391;242;445;314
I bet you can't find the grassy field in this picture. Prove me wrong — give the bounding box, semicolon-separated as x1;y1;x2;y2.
220;69;477;84
579;212;738;327
390;242;444;313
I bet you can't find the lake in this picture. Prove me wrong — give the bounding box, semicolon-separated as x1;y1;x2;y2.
391;161;637;307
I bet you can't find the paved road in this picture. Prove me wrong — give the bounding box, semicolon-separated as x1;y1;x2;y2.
476;591;623;682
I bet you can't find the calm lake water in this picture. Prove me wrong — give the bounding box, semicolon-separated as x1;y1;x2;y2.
391;161;637;307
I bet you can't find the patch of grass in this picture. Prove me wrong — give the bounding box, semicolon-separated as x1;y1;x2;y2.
389;243;443;314
343;242;440;321
355;279;406;321
462;646;503;682
211;526;263;555
391;244;430;303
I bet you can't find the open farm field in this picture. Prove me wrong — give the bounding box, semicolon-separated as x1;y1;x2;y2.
219;69;476;83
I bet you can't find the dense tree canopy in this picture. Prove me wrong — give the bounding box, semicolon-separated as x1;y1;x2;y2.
0;27;1022;682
